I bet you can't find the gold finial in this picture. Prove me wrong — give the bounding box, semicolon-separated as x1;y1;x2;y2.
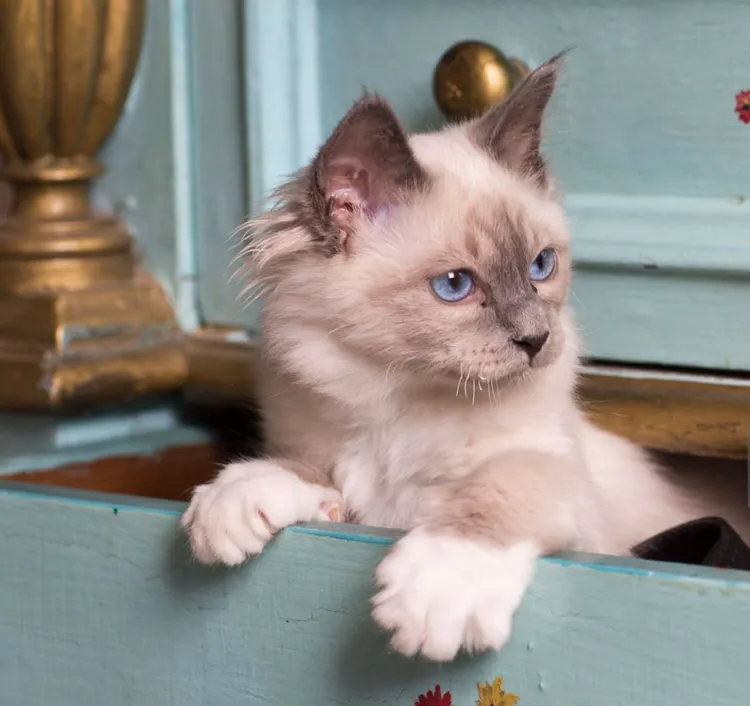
0;0;147;294
433;41;530;122
0;1;185;410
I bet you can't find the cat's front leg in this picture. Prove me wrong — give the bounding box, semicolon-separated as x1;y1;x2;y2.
181;459;343;565
371;451;579;661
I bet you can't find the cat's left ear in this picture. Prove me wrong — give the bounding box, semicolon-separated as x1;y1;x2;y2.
469;53;565;187
310;95;427;248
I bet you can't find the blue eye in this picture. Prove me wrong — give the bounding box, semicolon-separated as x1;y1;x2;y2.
429;270;475;302
529;248;557;281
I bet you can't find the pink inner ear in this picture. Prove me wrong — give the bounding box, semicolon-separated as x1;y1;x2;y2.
328;189;362;247
326;159;375;243
329;188;361;227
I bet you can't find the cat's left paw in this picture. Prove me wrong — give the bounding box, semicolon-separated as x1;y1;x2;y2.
372;530;539;661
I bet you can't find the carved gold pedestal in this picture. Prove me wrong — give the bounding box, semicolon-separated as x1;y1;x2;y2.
0;0;186;410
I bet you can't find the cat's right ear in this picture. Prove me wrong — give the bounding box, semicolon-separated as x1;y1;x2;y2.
309;95;427;249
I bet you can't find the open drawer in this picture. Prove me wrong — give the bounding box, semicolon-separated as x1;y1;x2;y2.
2;480;749;706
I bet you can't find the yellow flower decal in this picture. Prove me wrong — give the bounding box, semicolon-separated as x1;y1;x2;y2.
475;677;519;706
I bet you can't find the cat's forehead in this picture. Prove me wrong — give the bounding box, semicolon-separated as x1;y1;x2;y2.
410;128;567;228
407;129;569;259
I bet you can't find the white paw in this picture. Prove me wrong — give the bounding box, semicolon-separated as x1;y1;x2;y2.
181;459;342;566
372;530;539;661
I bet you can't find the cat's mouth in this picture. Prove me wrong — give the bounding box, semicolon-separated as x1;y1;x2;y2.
448;361;530;392
442;344;559;394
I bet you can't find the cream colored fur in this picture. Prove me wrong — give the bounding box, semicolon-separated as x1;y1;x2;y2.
182;80;707;661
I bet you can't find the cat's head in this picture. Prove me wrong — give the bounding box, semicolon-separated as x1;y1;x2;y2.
245;56;575;395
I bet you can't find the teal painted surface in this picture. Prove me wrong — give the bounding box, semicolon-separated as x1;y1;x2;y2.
94;0;180;306
243;0;321;213
317;0;750;199
569;194;750;368
169;0;201;328
0;403;210;476
187;0;250;327
2;484;750;706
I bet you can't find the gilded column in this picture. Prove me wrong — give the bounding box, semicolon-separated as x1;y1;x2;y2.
0;0;186;410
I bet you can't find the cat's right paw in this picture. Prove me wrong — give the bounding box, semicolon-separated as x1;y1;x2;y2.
181;459;342;565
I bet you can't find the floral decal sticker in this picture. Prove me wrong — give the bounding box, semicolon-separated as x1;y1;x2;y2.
735;90;750;123
415;685;452;706
414;677;519;706
475;677;519;706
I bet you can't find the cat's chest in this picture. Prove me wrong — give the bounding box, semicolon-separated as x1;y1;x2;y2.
332;413;477;529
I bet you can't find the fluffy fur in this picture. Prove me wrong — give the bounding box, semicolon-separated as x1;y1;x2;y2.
182;57;705;661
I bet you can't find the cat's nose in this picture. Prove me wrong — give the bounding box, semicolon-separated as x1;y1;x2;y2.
512;330;549;360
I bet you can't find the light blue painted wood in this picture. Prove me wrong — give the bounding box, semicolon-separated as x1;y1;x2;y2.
569;194;750;368
168;0;201;329
243;0;322;213
186;0;252;327
2;483;750;706
316;0;750;199
94;0;180;306
0;403;210;476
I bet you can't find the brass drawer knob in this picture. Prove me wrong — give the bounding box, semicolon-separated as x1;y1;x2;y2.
433;40;530;121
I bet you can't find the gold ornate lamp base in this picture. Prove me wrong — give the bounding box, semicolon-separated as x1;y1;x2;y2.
0;270;187;410
0;0;188;411
0;163;188;410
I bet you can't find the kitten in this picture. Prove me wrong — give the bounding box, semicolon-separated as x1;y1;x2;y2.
181;56;702;661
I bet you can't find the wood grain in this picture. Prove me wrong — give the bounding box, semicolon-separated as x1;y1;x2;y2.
2;484;750;706
580;366;750;459
4;443;218;501
186;327;257;403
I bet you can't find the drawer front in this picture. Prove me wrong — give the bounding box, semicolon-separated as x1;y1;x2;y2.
186;0;750;371
2;484;750;706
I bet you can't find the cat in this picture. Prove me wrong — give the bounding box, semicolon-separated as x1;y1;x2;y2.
181;56;703;661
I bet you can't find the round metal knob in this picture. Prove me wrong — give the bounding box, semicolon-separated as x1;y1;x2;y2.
433;40;530;121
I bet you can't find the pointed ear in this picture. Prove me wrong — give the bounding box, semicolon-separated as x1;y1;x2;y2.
309;95;427;248
469;53;564;187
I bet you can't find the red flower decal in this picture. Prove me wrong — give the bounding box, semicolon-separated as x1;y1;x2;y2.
415;684;452;706
735;90;750;123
